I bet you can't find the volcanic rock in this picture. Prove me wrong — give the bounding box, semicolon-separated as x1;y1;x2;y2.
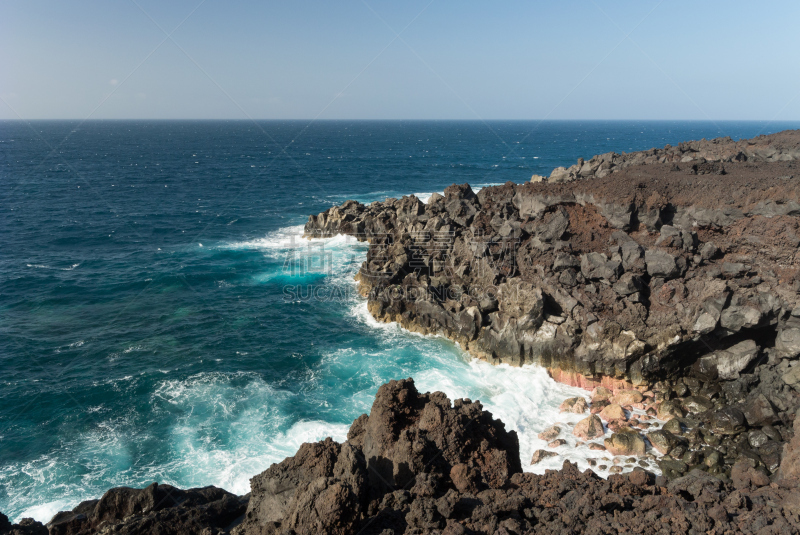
537;425;561;441
647;429;680;455
590;386;613;403
306;131;800;400
558;396;588;413
598;403;627;421
612;390;644;406
33;376;800;534
604;429;646;456
572;415;605;440
530;449;558;464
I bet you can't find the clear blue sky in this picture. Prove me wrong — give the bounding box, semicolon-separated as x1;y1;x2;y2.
2;0;799;120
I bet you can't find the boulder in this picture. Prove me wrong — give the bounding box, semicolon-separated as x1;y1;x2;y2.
658;459;689;480
720;306;762;332
534;206;570;242
538;425;561;442
645;249;681;279
657;400;685;420
604;429;646;456
581;252;621;281
709;407;746;435
662;418;684;435
784;364;800;390
714;340;760;380
530;449;558;465
612;390;644;406
553;254;580;273
549;166;572;183
748;429;770;449
598;403;627;422
573;415;605;440
590;387;613;403
559;397;588;414
613;273;644;296
693;312;718;335
776;328;800;359
647;429;679;455
743;394;779;426
620;241;644;270
681;396;714;414
699;242;719;261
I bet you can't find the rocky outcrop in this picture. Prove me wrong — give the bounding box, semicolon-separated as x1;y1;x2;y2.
40;483;247;535
234;378;520;535
22;378;800;534
542;129;800;183
0;514;47;535
302;131;800;483
305;131;800;394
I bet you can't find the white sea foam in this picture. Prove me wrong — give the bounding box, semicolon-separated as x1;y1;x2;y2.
349;290;663;476
26;263;80;271
412;183;504;205
413;191;438;203
152;372;351;496
223;225;365;259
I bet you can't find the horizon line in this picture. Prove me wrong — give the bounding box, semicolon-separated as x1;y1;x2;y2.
2;118;800;123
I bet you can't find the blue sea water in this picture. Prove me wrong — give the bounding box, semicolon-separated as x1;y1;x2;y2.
1;119;798;522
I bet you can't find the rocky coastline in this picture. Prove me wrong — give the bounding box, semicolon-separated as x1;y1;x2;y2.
4;130;800;534
4;378;800;534
301;130;800;483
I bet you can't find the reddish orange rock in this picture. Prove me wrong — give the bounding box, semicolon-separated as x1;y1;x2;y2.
613;390;644;406
599;403;627;422
590;386;613;403
559;397;588;414
538;425;561;442
573;415;605;440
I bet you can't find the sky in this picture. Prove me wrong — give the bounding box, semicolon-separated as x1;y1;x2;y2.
1;0;799;120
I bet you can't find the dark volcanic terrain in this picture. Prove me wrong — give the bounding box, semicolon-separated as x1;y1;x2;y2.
4;131;800;534
7;379;800;534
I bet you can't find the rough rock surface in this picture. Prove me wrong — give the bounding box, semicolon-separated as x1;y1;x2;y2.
39;483;246;535
19;378;800;534
304;130;800;483
304;130;800;392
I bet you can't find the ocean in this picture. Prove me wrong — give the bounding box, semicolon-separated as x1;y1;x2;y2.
1;119;797;522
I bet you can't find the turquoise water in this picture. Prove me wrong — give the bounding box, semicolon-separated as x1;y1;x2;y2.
2;120;798;522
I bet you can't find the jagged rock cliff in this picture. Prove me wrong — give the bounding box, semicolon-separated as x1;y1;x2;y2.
304;131;800;396
12;379;800;534
299;130;800;488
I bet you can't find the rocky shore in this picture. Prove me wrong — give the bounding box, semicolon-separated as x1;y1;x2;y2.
5;131;800;534
302;130;800;485
4;378;800;534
